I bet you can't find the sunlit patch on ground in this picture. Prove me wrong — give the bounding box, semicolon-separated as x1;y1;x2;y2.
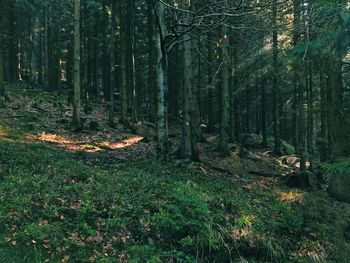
36;132;143;153
277;155;311;170
39;132;75;144
0;126;9;138
230;215;255;241
278;191;304;203
292;241;328;263
99;136;144;150
230;226;253;241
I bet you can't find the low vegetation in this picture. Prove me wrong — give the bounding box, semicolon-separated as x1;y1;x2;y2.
0;124;349;262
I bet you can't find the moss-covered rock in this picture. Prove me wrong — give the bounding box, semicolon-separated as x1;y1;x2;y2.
325;159;350;203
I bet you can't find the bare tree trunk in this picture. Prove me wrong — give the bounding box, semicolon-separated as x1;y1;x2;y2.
120;0;128;125
292;0;301;153
109;0;117;127
128;0;137;123
43;7;49;90
207;32;215;133
181;0;199;161
0;0;5;105
220;25;231;155
307;67;314;170
73;0;82;130
147;0;156;122
261;77;268;147
327;62;350;158
320;71;328;161
101;0;110;101
155;1;169;160
299;74;306;171
272;0;281;155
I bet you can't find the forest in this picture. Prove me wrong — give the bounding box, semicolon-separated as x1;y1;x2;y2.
0;0;350;262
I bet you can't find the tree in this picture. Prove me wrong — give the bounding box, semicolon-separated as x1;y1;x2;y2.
147;0;156;122
220;25;231;155
272;0;281;155
73;0;82;130
155;1;169;160
181;0;199;161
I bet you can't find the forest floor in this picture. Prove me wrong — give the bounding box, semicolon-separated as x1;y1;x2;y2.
0;85;349;263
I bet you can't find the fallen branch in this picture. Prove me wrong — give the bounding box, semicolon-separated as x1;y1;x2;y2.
248;170;277;177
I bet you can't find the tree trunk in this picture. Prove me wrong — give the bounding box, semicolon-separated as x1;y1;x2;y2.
127;0;137;123
181;1;199;161
102;0;110;101
119;0;129;125
43;7;49;90
299;73;306;171
0;0;5;104
207;32;215;133
147;0;156;122
220;26;231;155
307;67;314;170
292;0;301;153
109;0;117;127
73;0;82;130
155;1;169;160
272;0;281;155
327;62;350;158
320;71;328;161
261;77;268;147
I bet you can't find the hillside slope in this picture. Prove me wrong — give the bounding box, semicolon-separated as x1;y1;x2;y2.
0;89;349;263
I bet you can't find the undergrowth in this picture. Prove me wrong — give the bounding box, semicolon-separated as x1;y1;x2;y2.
0;129;349;262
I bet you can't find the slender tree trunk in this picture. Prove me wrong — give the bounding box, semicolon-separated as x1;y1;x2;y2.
147;0;156;122
3;0;10;82
0;1;5;104
320;71;328;161
327;62;350;158
220;26;231;155
245;85;251;133
109;0;117;127
119;0;128;125
82;0;89;112
181;1;199;161
193;36;204;142
272;0;281;155
299;73;306;171
155;1;169;160
92;11;99;98
207;32;215;133
255;84;261;135
232;37;241;143
292;0;301;153
307;67;314;170
8;0;17;81
261;77;268;147
43;7;49;90
73;0;82;130
128;0;137;123
102;0;110;101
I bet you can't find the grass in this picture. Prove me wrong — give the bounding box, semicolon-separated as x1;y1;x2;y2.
0;127;349;262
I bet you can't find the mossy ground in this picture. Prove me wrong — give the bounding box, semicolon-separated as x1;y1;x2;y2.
0;90;349;262
0;131;349;262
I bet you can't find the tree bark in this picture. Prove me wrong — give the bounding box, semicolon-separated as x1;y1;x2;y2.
320;71;328;161
155;1;169;160
272;0;281;155
220;26;231;155
119;0;129;125
181;0;199;161
73;0;82;130
147;0;156;122
261;77;268;147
